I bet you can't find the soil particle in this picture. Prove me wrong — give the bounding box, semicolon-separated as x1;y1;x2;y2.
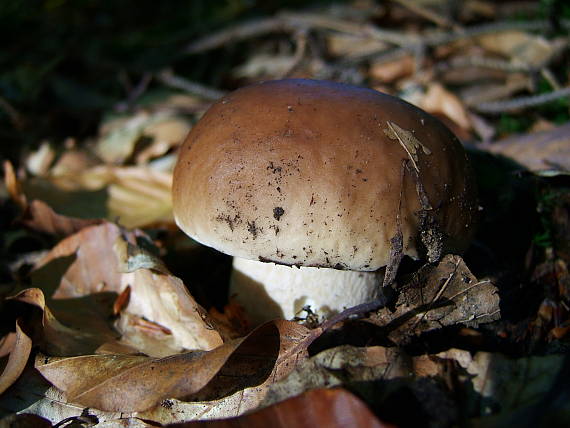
273;206;285;220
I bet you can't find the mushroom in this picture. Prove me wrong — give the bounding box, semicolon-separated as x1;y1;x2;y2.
172;79;477;324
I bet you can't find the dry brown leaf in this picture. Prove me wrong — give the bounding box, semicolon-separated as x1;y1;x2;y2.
0;365;124;425
169;388;390;428
22;199;102;237
420;83;471;130
262;345;396;410
0;320;32;395
36;320;313;413
327;33;388;58
369;54;414;84
31;222;222;355
95;112;155;164
10;287;115;356
3;160;27;210
102;166;173;228
426;349;566;414
371;254;500;342
135;117;191;165
50;148;100;188
483;122;570;173
233;54;296;79
476;31;556;68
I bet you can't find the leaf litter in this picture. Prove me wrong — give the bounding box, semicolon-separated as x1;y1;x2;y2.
2;1;570;426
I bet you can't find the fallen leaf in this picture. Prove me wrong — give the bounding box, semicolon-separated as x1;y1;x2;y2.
371;254;500;342
22;199;102;237
233;54;296;80
31;222;222;355
10;287;114;356
476;31;557;68
483;123;570;174
420;83;472;130
370;54;414;84
25;141;56;177
135;117;191;164
0;320;32;395
431;349;566;415
262;345;395;410
327;33;388;58
169;388;390;428
0;365;123;425
3;160;27;210
36;320;312;412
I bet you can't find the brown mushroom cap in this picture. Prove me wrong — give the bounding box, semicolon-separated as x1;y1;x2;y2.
173;79;477;271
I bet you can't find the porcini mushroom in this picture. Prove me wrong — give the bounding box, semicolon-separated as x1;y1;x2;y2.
173;79;477;324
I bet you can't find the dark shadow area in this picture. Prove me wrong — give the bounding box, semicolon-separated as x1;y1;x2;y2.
465;148;542;322
187;321;281;401
162;240;233;310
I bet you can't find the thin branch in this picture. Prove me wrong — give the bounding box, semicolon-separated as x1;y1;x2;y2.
391;0;461;30
280;28;309;78
474;87;570;114
156;70;226;101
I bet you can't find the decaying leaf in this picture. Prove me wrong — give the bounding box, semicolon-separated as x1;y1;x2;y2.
30;222;222;355
420;83;472;130
0;365;123;425
483;122;570;174
420;348;567;419
9;287;116;356
370;54;414;83
476;31;557;68
36;320;313;413
168;388;388;428
22;199;102;237
96;112;189;164
371;254;500;342
0;320;32;395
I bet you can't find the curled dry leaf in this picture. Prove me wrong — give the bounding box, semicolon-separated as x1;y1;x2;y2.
36;320;313;413
31;222;222;355
99;166;174;228
369;54;414;84
3;160;27;210
371;254;500;342
22;199;103;237
4;159;102;236
95;112;190;165
420;83;471;131
10;287;115;356
0;319;32;395
169;388;389;428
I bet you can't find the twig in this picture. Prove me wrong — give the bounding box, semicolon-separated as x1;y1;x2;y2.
115;72;153;112
280;28;308;78
156;70;226;101
185;17;285;54
184;11;413;55
439;56;533;73
474;86;570;114
391;0;461;30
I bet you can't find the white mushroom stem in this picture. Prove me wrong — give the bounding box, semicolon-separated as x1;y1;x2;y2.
230;257;383;325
